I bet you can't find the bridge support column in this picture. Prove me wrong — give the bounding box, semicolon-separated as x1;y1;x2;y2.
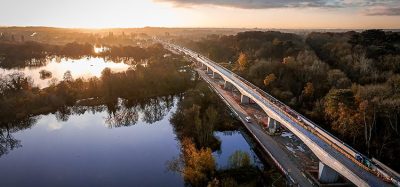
224;81;233;90
318;162;340;183
199;63;206;70
266;117;281;134
212;72;221;79
241;94;250;104
206;67;212;74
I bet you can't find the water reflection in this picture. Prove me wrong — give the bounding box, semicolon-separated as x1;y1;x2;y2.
105;101;139;128
140;96;175;124
94;46;110;54
0;128;22;156
102;96;175;128
0;117;38;157
0;57;131;88
0;96;177;159
0;97;184;187
0;94;276;186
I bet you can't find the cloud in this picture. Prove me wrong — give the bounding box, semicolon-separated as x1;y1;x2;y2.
154;0;342;9
364;6;400;16
48;122;63;131
155;0;400;14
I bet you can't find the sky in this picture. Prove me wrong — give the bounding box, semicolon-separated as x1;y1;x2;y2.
0;0;399;29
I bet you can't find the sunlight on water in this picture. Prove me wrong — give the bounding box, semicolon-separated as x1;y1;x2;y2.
0;57;131;88
94;46;110;54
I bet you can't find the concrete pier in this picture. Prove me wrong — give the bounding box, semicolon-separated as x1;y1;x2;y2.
319;162;340;183
241;94;250;104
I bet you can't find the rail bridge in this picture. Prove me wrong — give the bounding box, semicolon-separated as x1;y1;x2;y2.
158;39;400;187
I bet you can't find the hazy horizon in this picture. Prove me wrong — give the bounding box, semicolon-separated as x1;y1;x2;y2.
1;0;400;29
1;26;400;30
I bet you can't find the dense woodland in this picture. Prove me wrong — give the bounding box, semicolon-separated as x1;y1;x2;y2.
174;30;400;171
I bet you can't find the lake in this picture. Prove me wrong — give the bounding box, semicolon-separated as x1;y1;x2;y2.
0;97;267;187
0;57;131;88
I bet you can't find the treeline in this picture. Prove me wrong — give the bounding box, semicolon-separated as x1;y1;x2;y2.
0;54;193;126
178;30;400;171
178;31;305;63
306;30;400;83
0;27;154;46
0;41;166;68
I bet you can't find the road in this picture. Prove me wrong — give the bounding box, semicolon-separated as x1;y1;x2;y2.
196;67;313;186
158;40;399;186
170;44;394;187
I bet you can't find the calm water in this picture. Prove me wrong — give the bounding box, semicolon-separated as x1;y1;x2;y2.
0;97;263;187
0;57;131;88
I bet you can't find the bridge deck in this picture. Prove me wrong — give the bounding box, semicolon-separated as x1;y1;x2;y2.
162;41;395;187
196;67;313;186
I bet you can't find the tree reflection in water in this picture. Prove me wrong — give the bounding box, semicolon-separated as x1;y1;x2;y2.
0;96;177;157
167;138;264;187
0;129;21;157
141;95;174;124
167;138;216;187
55;106;72;122
0;117;38;157
105;100;139;128
104;96;175;128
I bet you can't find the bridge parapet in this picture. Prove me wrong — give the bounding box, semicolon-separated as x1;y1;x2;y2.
188;47;399;186
159;40;400;187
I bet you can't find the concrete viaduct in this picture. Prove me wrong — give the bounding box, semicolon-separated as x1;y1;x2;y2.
159;39;399;187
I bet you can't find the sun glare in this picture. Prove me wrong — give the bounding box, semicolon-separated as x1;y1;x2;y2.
1;0;399;28
60;0;186;28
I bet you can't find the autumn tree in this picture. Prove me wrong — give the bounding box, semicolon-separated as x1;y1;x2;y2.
184;29;400;170
234;52;249;72
324;89;363;142
282;56;295;64
302;82;314;98
167;138;216;186
263;73;276;87
353;83;392;155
